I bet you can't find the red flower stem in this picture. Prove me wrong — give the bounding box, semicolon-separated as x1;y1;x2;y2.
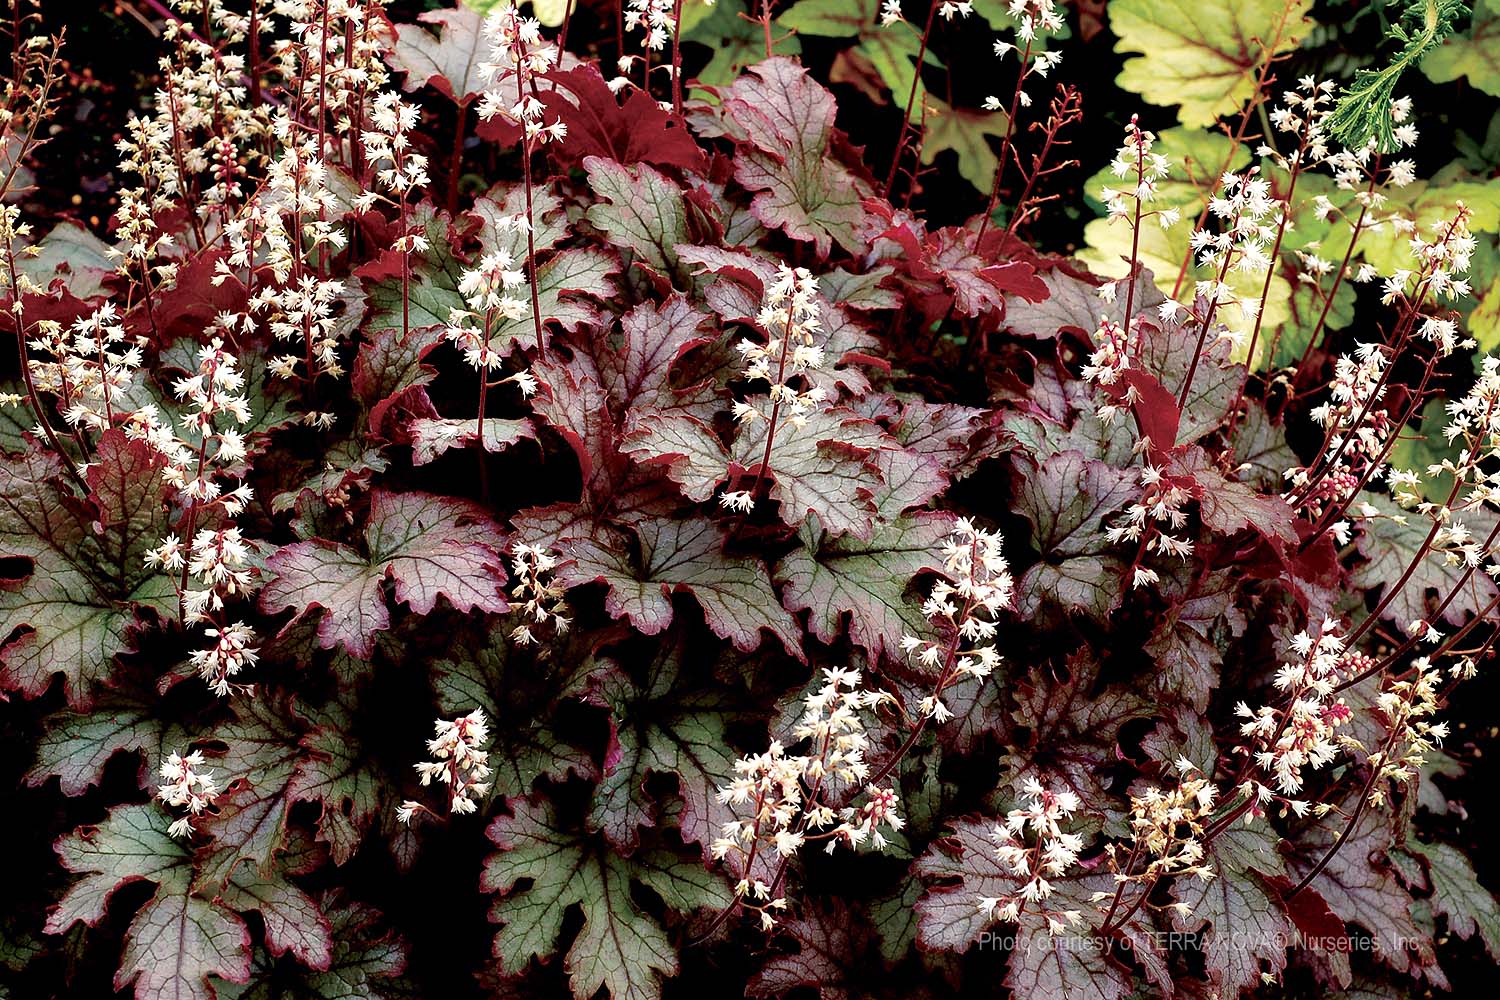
1177;206;1243;410
670;0;685;118
977;39;1035;239
1295;163;1380;375
883;2;938;199
1287;722;1404;897
1228;115;1313;433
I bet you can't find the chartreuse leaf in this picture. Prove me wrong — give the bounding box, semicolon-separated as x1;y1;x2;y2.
46;804;253;1000
1077;127;1301;352
683;0;802;90
0;434;175;708
1347;163;1500;281
464;0;570;29
919;97;1010;196
777;0;935;104
1423;0;1500;96
482;797;731;1000
260;490;510;658
583;631;745;853
1110;0;1314;127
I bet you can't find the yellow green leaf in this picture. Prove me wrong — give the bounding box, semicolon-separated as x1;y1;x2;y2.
918;97;1010;194
1423;0;1500;96
1110;0;1314;126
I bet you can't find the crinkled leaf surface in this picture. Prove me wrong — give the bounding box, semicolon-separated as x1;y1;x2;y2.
1111;0;1314;126
0;435;175;708
47;804;253;1000
584;633;745;853
1009;451;1136;619
1169;823;1292;996
432;625;596;799
559;515;801;657
260;490;509;657
716;58;869;256
482;798;731;1000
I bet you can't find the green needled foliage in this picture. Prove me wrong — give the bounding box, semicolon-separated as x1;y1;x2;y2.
1326;0;1472;151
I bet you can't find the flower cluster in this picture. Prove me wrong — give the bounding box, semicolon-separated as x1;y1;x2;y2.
976;777;1085;934
1118;759;1218;885
508;542;570;646
157;750;221;838
361;92;429;200
19;304;145;435
1285;343;1392;528
900;518;1013;722
398;709;493;823
624;0;676;52
736;264;826;426
1233;621;1355;812
713;668;902;930
1107;463;1195;589
1368;657;1448;807
720;265;826;513
1187;168;1276;327
982;0;1065;113
1263;77;1337;171
445;216;534;373
1101;117;1178;236
478;9;564;144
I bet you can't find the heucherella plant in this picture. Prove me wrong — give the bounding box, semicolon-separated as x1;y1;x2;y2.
4;0;1500;998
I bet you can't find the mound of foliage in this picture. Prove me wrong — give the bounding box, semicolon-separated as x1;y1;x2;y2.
2;1;1500;999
